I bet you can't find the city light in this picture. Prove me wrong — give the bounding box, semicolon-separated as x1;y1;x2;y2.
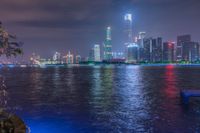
127;43;138;48
124;13;132;21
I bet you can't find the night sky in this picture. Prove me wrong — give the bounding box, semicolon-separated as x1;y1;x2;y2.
0;0;200;60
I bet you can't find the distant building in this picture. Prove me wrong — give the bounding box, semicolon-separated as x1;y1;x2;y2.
182;42;199;62
103;27;112;60
176;35;199;62
176;35;191;61
151;37;162;62
30;53;40;65
126;43;139;63
141;37;162;63
53;52;61;64
138;32;146;61
124;13;133;45
163;42;175;62
88;48;94;62
65;51;73;64
94;44;101;62
142;38;152;62
75;55;81;64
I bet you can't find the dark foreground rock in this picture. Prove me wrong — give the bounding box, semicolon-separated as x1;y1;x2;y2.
0;110;27;133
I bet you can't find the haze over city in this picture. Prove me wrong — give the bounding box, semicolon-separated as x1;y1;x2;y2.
0;0;200;60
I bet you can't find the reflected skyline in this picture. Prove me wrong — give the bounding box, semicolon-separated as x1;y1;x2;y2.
1;65;200;132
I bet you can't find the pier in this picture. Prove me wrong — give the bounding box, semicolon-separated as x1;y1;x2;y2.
180;90;200;104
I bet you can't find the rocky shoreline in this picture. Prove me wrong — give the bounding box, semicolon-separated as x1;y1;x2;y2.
0;109;27;133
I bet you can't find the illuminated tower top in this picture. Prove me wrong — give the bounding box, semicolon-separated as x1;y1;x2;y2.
124;13;133;44
106;26;111;40
124;14;132;22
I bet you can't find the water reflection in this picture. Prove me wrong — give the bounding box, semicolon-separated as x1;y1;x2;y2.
1;66;200;132
115;66;151;132
163;65;178;98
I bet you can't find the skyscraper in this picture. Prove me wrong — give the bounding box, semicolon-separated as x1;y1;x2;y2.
176;35;199;62
163;42;175;62
126;43;138;63
151;37;162;62
88;48;94;62
176;35;191;61
138;32;146;61
53;52;61;64
182;42;199;62
65;51;73;64
75;55;81;64
103;27;112;60
124;13;133;45
94;44;101;62
141;37;162;63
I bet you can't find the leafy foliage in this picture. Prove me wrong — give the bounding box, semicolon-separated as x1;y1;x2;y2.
0;22;23;57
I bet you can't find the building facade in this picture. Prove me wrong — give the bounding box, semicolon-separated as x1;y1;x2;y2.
141;37;162;63
163;42;175;62
176;35;191;61
94;44;101;62
66;51;73;64
53;52;61;64
151;37;162;63
176;35;199;62
75;55;81;64
88;48;94;62
182;42;199;62
124;14;133;45
103;27;112;60
126;43;139;63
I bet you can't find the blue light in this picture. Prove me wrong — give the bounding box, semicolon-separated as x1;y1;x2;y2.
7;64;15;68
26;119;74;133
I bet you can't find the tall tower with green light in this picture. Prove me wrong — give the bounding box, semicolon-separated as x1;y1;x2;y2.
103;26;112;60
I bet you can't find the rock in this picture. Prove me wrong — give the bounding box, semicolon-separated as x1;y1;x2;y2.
0;110;27;133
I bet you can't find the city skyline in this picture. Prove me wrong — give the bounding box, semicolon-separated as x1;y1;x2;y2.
0;0;200;60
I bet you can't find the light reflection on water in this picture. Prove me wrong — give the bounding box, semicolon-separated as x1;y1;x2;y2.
1;65;200;132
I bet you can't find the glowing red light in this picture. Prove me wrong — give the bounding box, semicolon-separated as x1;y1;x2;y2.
166;64;174;69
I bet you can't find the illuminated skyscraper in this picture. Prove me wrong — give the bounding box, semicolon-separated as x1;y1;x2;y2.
88;48;94;61
106;26;111;40
75;55;81;64
182;42;199;62
142;37;162;63
138;32;146;61
124;13;133;45
124;14;136;62
163;42;175;62
66;51;73;64
176;35;199;62
151;37;162;62
103;27;112;60
126;43;138;63
53;52;61;64
176;35;191;61
94;44;101;62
